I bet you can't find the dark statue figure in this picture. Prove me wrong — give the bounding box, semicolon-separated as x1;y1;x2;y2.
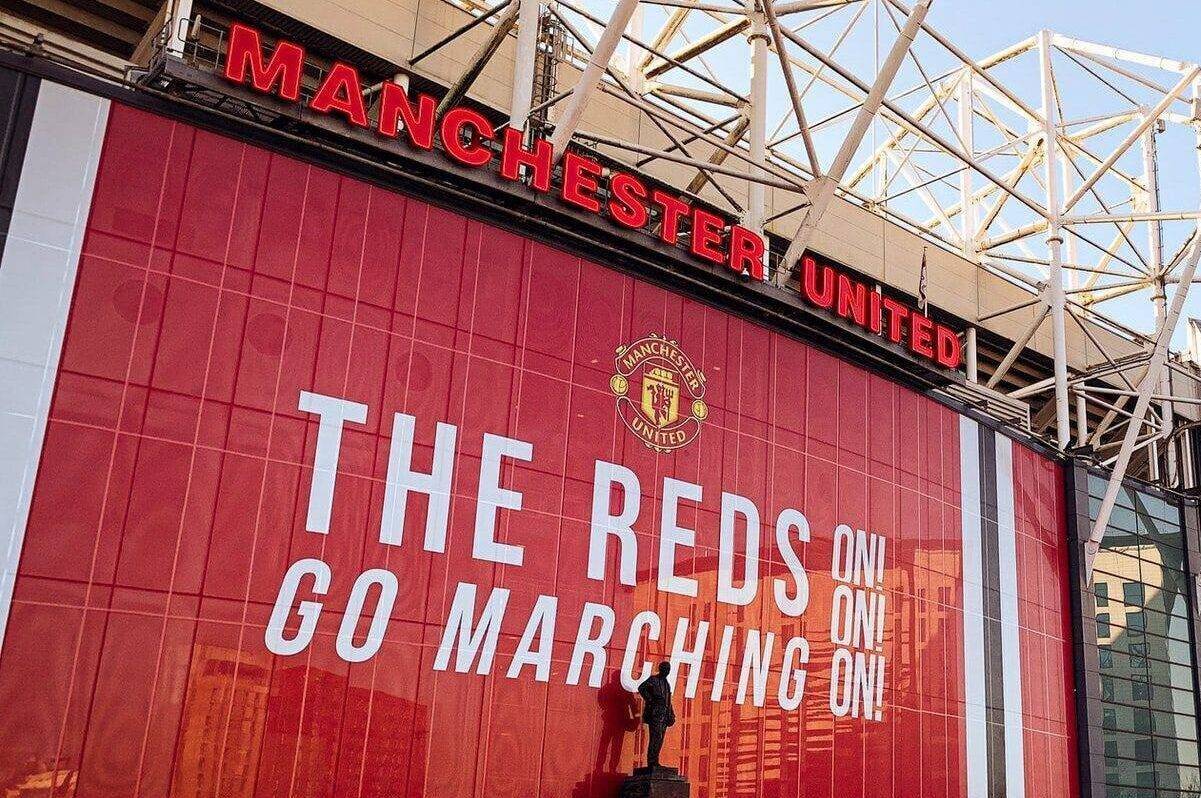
620;662;689;797
637;662;676;769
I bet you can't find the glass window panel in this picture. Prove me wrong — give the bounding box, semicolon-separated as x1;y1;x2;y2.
1163;636;1195;666
1100;612;1113;639
1093;602;1193;643
1089;479;1199;798
1154;710;1199;741
1155;764;1201;792
1105;755;1154;787
1156;738;1200;767
1130;642;1148;670
1095;552;1148;584
1148;685;1201;719
1126;583;1147;606
1097;632;1199;677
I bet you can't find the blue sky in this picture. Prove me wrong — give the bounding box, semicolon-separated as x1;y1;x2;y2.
926;0;1199;65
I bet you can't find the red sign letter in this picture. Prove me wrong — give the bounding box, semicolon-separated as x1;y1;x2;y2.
501;128;553;192
881;297;908;344
651;191;690;246
440;108;495;167
836;273;868;327
909;312;935;358
936;325;962;369
310;63;368;127
378;84;436;149
690;208;725;264
728;225;764;280
561;152;604;213
802;256;834;309
223;23;304;101
609;173;649;229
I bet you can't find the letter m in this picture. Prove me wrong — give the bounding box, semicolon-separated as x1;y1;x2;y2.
224;23;304;101
433;582;510;675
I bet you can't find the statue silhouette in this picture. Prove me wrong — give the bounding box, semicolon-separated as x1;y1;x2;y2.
596;669;639;773
637;662;676;769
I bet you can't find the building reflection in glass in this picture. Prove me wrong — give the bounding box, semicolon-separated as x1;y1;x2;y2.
169;646;429;798
1089;477;1201;797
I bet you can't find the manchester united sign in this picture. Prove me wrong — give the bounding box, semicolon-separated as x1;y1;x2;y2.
610;334;708;452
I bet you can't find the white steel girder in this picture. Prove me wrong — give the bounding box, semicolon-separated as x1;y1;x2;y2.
416;0;1201;498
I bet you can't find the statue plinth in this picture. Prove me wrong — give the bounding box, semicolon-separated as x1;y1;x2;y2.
618;766;690;798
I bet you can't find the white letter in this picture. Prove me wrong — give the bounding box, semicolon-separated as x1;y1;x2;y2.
299;391;368;534
336;568;398;663
433;582;510;674
380;413;458;551
829;648;854;716
854;530;878;587
830;584;855;646
710;625;736;702
778;636;810;710
658;478;701;597
832;524;855;582
265;557;330;656
774;509;810;617
851;590;881;649
507;595;558;682
736;629;775;707
621;610;661;691
473;433;534;565
589;460;640;586
718;492;760;606
567;602;615;687
669;617;709;699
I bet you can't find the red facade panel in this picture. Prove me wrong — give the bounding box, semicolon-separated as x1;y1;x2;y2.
0;102;1075;798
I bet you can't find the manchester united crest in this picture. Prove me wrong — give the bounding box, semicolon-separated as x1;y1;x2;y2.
610;334;708;452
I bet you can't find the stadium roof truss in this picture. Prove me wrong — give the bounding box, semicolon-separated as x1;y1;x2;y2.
409;0;1201;569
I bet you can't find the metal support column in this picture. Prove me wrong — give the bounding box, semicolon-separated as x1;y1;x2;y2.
167;0;193;56
438;3;522;116
780;0;932;274
965;327;978;383
745;0;769;255
1143;120;1177;483
1076;390;1088;447
957;69;975;255
549;0;642;155
1087;231;1201;575
1038;29;1072;449
510;0;542;130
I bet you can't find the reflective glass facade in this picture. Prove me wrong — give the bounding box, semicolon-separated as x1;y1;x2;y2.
1089;477;1201;798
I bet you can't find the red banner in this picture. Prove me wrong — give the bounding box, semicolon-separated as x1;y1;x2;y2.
0;101;1076;798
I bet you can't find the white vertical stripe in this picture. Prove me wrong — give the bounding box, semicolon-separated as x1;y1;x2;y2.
994;435;1026;798
0;82;108;655
959;416;988;798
